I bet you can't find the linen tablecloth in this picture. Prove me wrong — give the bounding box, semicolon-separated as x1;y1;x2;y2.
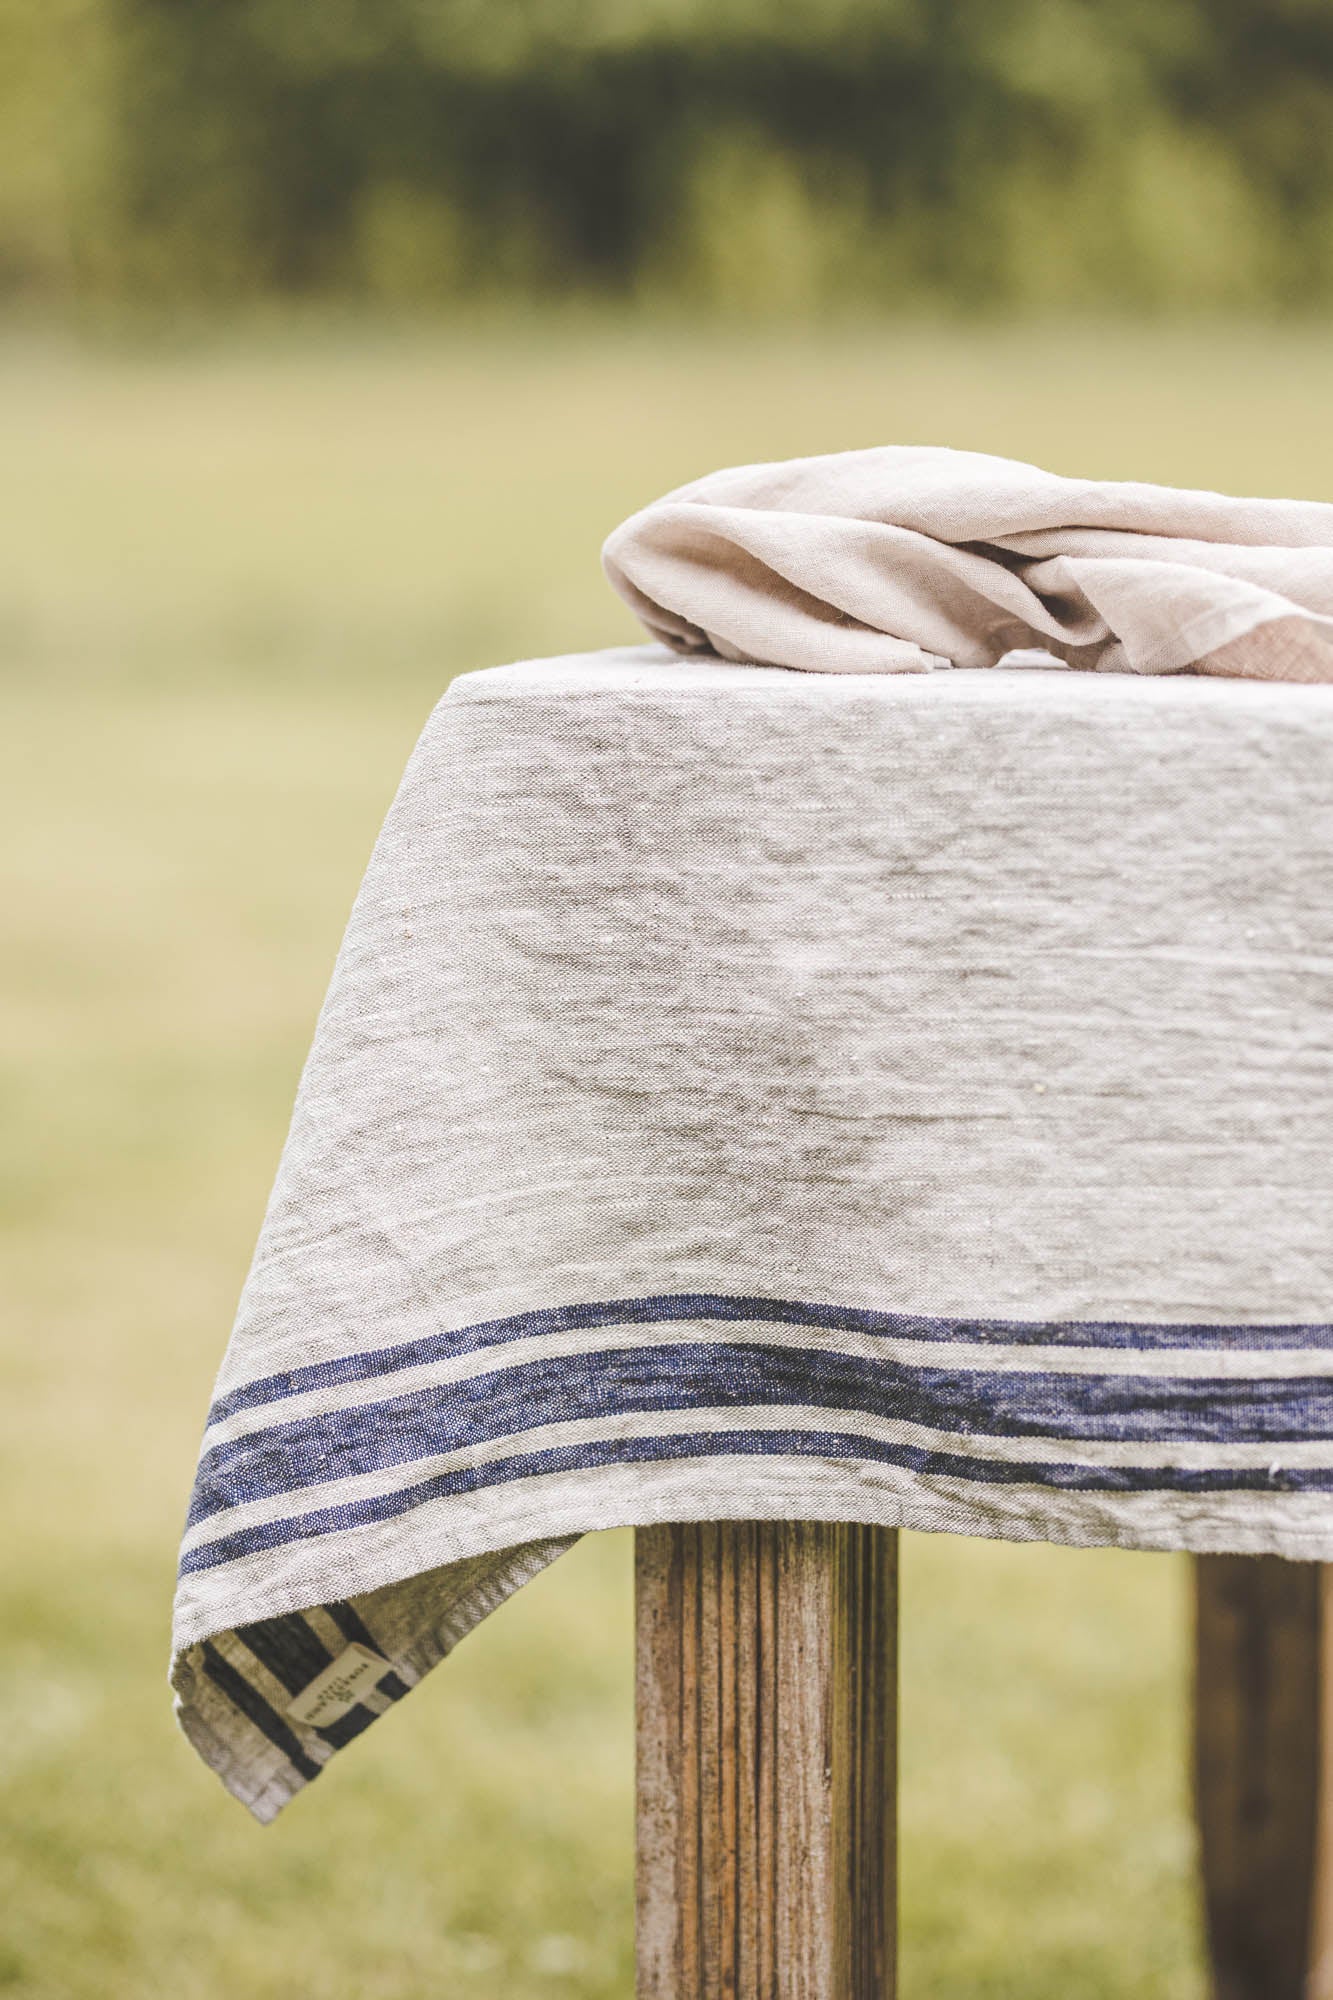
173;450;1333;1819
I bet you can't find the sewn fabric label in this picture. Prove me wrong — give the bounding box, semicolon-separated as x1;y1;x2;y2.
286;1643;389;1729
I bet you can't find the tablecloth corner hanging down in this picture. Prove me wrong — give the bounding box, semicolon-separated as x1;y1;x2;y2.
172;446;1333;1820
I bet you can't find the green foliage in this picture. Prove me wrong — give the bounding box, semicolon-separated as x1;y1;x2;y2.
5;0;1333;310
0;0;113;297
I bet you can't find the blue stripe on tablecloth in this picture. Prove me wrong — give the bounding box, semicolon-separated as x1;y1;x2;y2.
199;1640;323;1781
206;1292;1333;1425
325;1601;410;1701
186;1338;1333;1528
180;1422;1333;1578
234;1612;384;1752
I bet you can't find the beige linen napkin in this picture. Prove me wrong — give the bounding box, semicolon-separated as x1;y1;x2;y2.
603;446;1333;681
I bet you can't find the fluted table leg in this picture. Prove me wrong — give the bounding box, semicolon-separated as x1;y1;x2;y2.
635;1521;898;2000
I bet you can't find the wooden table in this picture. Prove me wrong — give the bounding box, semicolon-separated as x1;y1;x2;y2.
635;1523;1332;2000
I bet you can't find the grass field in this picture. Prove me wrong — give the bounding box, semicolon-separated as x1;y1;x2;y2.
4;317;1333;1999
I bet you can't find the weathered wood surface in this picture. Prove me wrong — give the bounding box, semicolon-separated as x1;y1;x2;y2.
1194;1554;1333;2000
635;1521;898;2000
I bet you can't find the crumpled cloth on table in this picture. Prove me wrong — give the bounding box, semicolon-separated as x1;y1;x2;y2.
604;445;1333;681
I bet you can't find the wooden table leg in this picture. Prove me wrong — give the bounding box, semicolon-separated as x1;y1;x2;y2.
1194;1555;1333;2000
635;1521;898;2000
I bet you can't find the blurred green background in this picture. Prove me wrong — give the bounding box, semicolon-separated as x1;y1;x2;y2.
6;0;1333;314
3;8;1333;1999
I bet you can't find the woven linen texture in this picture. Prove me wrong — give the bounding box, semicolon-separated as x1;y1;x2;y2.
172;646;1333;1818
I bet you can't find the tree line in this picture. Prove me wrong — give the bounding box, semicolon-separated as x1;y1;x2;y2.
5;0;1333;312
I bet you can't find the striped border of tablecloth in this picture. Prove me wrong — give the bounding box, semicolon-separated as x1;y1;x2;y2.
180;1291;1333;1580
175;1289;1333;1818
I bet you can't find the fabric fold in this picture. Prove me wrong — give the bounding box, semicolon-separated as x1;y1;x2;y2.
602;446;1333;680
